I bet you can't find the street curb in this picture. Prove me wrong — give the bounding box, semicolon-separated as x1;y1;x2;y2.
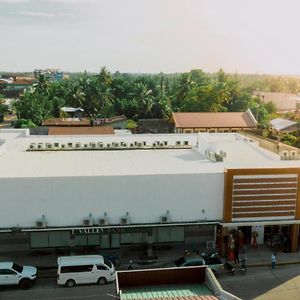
247;260;300;268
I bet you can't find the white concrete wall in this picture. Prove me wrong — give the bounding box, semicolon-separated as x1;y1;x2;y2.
0;173;224;228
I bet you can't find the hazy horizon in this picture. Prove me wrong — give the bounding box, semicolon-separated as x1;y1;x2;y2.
1;0;300;75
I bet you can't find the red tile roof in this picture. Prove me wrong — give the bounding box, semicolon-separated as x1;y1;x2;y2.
48;126;114;135
171;111;256;129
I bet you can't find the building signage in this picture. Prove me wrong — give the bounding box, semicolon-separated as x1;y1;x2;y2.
71;227;149;235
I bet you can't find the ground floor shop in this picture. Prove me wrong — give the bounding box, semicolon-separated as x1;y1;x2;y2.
1;223;218;252
219;222;300;257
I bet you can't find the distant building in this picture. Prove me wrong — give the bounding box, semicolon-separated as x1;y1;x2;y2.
0;78;34;98
170;110;257;133
138;118;174;133
42;118;90;127
34;69;64;81
94;115;127;130
255;92;300;112
270;118;299;133
48;126;114;135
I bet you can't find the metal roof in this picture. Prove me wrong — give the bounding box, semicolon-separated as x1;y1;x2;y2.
270;118;297;131
171;111;256;129
120;284;217;300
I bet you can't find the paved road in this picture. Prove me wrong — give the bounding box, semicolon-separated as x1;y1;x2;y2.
0;279;117;300
219;264;300;300
2;264;300;300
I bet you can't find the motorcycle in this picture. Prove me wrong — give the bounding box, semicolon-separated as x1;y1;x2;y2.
201;250;219;259
102;254;120;267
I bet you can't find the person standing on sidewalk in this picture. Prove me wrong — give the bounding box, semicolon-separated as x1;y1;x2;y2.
271;253;277;270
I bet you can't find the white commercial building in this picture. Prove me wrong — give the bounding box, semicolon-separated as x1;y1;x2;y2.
1;129;300;252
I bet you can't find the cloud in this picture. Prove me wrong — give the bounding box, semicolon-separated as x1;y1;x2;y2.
18;10;54;17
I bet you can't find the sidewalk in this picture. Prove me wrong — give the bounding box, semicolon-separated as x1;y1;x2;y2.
1;242;300;272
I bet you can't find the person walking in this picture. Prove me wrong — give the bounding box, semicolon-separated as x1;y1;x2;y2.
234;243;240;264
271;253;277;270
128;260;133;270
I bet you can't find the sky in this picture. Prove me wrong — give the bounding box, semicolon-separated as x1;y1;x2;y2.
0;0;300;74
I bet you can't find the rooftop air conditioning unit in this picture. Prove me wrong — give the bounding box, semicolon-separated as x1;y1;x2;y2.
61;144;66;149
137;142;143;147
35;215;47;228
176;141;181;146
159;142;164;147
152;142;157;147
219;150;226;158
164;141;168;146
130;143;134;148
82;213;93;226
106;143;111;148
160;210;170;224
67;142;73;148
90;142;96;148
29;143;36;150
37;143;44;150
83;143;88;149
122;142;127;148
120;212;130;225
45;143;53;149
143;141;146;146
54;142;60;148
114;142;119;147
291;150;297;157
75;142;81;149
281;150;289;160
98;142;104;148
99;212;108;226
208;152;216;162
183;141;189;146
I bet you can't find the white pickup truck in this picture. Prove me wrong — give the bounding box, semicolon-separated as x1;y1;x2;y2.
0;262;38;289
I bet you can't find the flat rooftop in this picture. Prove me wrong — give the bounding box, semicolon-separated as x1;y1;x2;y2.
0;130;299;178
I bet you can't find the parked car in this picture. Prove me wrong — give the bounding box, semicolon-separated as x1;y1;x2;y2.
0;262;37;289
57;255;116;287
174;255;224;275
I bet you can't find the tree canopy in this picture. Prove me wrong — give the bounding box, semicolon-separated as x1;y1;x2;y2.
13;68;275;126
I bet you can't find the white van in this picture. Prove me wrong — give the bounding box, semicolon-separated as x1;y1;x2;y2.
57;255;116;287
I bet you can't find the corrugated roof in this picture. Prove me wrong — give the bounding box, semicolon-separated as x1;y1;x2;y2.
42;118;90;126
121;284;217;300
270;118;297;131
95;115;127;125
171;111;256;129
60;107;84;113
48;126;114;135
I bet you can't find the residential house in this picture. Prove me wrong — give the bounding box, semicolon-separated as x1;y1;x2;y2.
170;110;257;133
255;92;300;112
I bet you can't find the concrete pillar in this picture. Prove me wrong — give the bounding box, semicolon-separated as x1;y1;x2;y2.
290;224;299;253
